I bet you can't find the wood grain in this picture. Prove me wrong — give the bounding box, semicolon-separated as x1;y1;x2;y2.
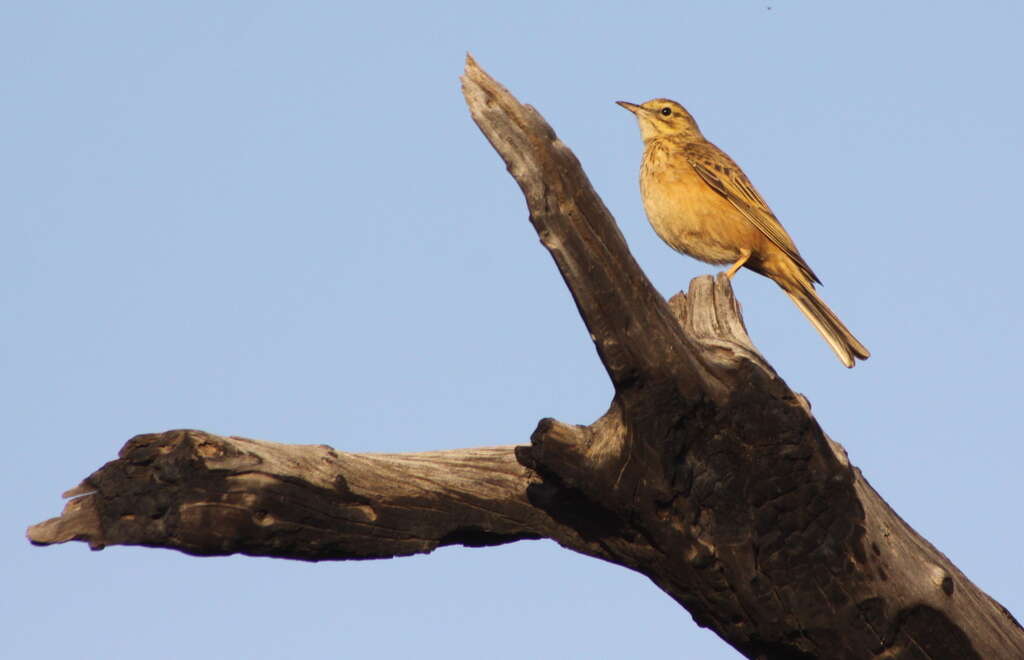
28;56;1023;660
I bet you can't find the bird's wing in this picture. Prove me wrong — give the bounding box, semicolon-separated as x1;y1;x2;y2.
685;142;820;284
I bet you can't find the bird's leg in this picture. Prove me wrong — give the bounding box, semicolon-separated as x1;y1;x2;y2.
724;249;751;279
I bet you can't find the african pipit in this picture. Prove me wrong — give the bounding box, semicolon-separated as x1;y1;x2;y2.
618;98;869;367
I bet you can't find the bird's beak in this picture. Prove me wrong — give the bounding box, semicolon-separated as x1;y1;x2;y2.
616;100;642;114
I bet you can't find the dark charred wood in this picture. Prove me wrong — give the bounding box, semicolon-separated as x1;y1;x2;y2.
28;56;1023;659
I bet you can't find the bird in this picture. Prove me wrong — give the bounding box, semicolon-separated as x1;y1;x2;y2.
617;98;869;368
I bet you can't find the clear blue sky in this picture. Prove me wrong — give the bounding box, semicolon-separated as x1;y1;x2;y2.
6;2;1022;658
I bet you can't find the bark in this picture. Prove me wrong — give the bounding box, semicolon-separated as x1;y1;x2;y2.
28;56;1023;660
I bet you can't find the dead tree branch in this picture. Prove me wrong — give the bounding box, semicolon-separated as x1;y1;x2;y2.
28;56;1023;660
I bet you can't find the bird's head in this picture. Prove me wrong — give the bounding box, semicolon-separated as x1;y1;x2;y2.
617;98;702;142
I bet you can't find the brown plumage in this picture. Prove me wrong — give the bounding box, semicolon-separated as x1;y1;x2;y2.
618;98;869;367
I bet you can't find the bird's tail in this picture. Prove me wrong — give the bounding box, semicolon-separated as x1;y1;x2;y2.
782;278;870;368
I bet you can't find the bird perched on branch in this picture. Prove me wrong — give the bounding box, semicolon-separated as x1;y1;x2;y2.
618;98;869;368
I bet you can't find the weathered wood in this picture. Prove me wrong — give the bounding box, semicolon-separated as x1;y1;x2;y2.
27;431;592;560
29;56;1023;659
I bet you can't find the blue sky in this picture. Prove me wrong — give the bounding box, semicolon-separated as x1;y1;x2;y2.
6;2;1023;658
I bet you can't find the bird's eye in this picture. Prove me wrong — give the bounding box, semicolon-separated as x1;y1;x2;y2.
660;107;672;116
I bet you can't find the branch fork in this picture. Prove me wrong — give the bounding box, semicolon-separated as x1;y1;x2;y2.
28;56;1022;660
